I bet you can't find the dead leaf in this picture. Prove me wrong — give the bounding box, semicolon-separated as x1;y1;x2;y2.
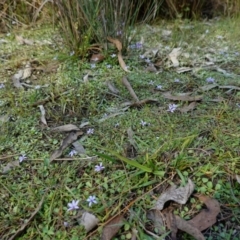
106;81;120;94
21;63;32;80
101;215;125;240
80;212;99;232
188;195;220;231
12;70;24;88
219;85;240;91
122;77;139;102
147;210;165;234
199;84;218;92
51;124;80;132
39;105;47;125
50;131;83;161
83;72;90;83
9;193;47;240
1;160;20;174
179;102;196;113
90;53;105;63
16;35;34;45
168;48;181;67
127;127;138;151
154;179;195;210
107;37;122;52
118;52;130;72
176;67;192;73
72;141;86;154
175;215;205;240
162;92;203;101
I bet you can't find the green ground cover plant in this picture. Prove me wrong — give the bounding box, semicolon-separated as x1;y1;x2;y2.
0;1;240;240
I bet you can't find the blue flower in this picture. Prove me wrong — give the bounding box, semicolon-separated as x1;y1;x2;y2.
67;200;79;211
206;77;215;83
87;128;94;135
19;154;27;163
167;104;178;113
69;150;77;157
87;196;97;207
95;163;105;172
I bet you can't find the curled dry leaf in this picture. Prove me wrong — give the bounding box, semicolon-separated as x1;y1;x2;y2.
188;195;220;231
72;141;86;154
175;215;205;240
154;179;195;210
51;124;80;132
179;102;196;113
107;37;122;51
39;105;47;125
101;215;125;240
118;52;130;72
176;67;192;73
106;80;120;94
80;212;99;232
122;77;139;102
199;84;218;92
162;92;203;101
168;48;181;67
50;131;83;161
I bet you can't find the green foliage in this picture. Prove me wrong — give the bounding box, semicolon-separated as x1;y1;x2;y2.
53;0;162;56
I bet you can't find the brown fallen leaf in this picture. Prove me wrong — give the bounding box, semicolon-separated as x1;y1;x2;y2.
80;212;99;232
107;37;122;51
39;105;47;125
118;52;130;72
101;215;125;240
179;102;196;113
154;179;195;210
122;77;139;102
51;124;80;132
168;48;181;67
50;131;83;161
175;215;205;240
16;35;34;45
199;84;218;92
1;160;20;174
106;81;120;94
162;92;203;102
146;65;157;72
188;195;220;231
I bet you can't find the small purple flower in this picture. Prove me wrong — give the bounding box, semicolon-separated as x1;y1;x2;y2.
0;83;5;89
136;42;143;49
156;85;163;90
63;221;69;227
149;80;155;85
116;30;122;36
67;200;79;211
90;63;96;69
19;154;27;163
206;77;215;83
174;79;180;83
111;54;116;58
145;58;151;64
87;128;94;135
87;196;97;207
140;120;148;126
106;64;112;69
167;104;178;113
95;163;105;172
69;150;77;157
139;54;145;59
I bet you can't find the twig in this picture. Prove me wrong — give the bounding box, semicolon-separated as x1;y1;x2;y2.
122;77;139;102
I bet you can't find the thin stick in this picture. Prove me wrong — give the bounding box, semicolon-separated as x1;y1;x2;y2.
122;77;139;102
